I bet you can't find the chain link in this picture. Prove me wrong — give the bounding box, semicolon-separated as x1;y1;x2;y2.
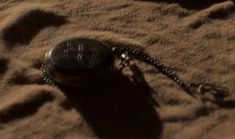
112;46;230;101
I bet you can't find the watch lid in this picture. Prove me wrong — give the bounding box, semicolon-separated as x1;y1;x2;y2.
45;38;114;75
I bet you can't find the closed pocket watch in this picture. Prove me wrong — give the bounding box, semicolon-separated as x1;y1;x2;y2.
41;38;230;102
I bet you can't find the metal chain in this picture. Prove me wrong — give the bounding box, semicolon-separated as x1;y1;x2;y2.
112;46;230;101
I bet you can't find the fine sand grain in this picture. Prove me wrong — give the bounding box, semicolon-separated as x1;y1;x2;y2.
0;0;235;139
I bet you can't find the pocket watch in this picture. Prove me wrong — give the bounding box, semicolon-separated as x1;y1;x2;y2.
41;38;230;101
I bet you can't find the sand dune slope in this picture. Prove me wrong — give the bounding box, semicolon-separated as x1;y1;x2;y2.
0;0;235;139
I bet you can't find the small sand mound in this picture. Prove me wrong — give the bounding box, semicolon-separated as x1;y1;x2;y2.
0;4;67;47
6;68;42;85
0;85;55;123
3;59;42;85
185;1;234;28
137;0;227;10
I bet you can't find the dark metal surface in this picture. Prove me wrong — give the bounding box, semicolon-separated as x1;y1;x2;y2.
43;38;114;86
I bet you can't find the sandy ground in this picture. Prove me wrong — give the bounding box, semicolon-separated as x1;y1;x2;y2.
0;0;235;139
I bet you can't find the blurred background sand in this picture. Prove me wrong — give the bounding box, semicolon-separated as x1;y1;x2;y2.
0;0;235;139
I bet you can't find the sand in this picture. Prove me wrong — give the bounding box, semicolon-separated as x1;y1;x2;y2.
0;0;235;139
